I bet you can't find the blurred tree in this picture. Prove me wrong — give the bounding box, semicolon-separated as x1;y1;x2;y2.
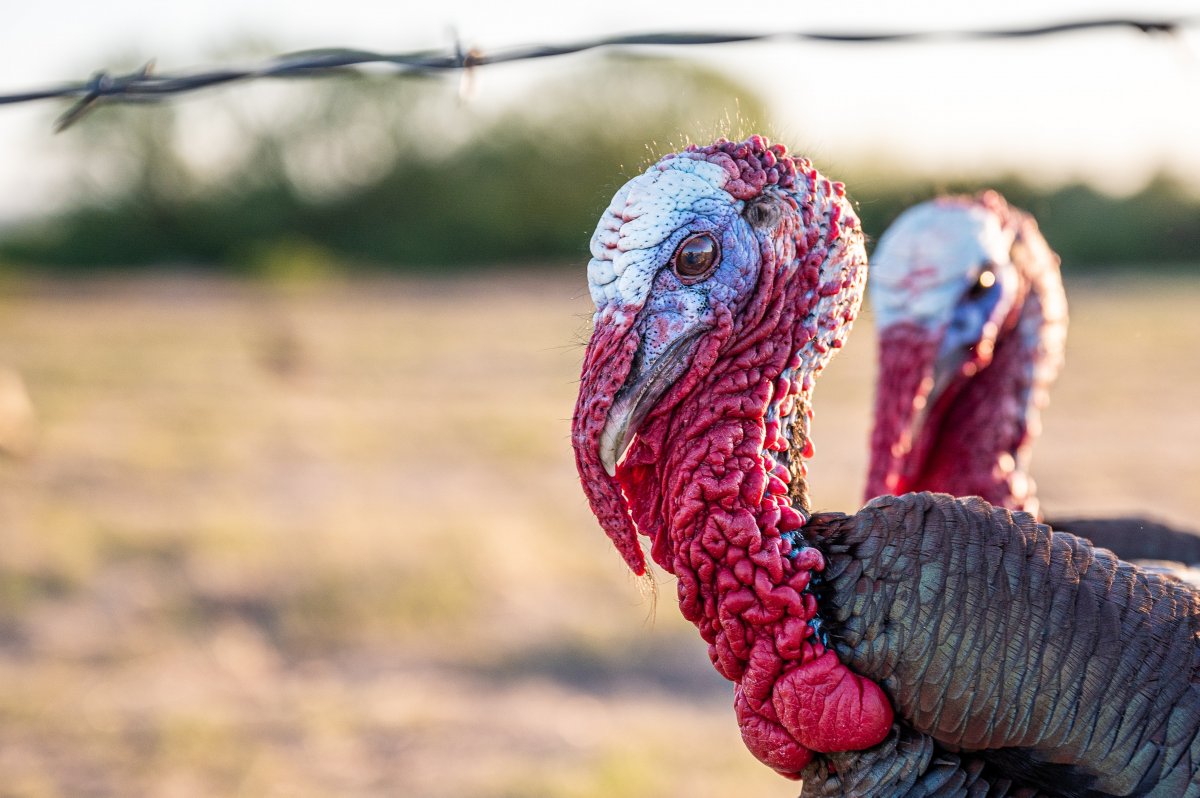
847;171;1200;274
2;51;1198;273
0;54;772;272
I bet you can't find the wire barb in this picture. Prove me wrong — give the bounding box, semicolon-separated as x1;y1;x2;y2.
54;61;158;132
0;15;1194;130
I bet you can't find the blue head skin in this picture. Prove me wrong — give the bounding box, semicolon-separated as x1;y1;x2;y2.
586;155;768;476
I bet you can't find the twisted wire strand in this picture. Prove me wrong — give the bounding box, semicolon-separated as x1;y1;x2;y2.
0;16;1194;131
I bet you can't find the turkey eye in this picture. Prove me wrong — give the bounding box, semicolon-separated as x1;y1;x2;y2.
967;265;996;300
673;234;720;283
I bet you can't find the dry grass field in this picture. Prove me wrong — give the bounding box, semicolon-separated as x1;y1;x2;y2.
0;270;1195;798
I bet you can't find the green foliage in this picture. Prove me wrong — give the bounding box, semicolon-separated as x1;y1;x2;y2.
847;171;1200;273
2;52;1198;273
0;55;772;272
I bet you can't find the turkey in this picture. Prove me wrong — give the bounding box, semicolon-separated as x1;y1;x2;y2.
571;136;1200;795
865;192;1200;564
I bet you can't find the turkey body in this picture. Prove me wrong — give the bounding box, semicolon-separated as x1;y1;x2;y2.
865;193;1200;566
571;138;1200;796
1042;517;1200;566
809;493;1200;797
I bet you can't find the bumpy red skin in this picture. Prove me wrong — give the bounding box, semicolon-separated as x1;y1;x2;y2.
573;137;892;776
866;197;1064;515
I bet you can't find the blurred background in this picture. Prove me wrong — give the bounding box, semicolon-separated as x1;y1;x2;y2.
0;2;1197;796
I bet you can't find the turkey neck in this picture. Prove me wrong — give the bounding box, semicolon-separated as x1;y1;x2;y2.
877;253;1064;515
614;319;892;774
617;349;817;662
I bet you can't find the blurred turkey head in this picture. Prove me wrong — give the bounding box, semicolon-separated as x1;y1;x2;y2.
866;191;1066;512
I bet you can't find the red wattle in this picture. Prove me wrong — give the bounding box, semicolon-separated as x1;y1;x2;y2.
773;649;894;752
736;685;814;777
906;326;1044;514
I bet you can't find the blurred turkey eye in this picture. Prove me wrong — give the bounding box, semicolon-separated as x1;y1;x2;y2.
967;264;996;300
673;234;720;283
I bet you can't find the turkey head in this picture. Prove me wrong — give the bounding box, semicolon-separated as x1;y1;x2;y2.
572;136;890;776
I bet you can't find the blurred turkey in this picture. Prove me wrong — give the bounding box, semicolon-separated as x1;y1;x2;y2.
865;191;1200;566
572;137;1200;795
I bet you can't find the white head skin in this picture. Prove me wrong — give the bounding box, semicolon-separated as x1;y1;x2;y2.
869;198;1019;335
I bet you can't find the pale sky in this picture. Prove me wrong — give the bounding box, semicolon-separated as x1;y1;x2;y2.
1;1;1198;220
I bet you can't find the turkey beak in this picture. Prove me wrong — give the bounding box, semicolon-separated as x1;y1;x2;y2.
929;268;1010;404
598;325;709;477
926;343;970;415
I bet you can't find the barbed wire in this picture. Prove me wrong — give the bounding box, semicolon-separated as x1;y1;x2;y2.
1;15;1196;132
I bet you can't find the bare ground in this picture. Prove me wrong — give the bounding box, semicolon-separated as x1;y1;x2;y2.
0;270;1194;797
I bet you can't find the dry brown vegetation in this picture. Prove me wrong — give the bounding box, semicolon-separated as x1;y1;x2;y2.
0;271;1195;797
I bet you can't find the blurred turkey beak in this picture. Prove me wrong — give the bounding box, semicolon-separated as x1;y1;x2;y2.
925;280;1005;416
598;325;709;477
870;318;987;499
920;343;970;430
